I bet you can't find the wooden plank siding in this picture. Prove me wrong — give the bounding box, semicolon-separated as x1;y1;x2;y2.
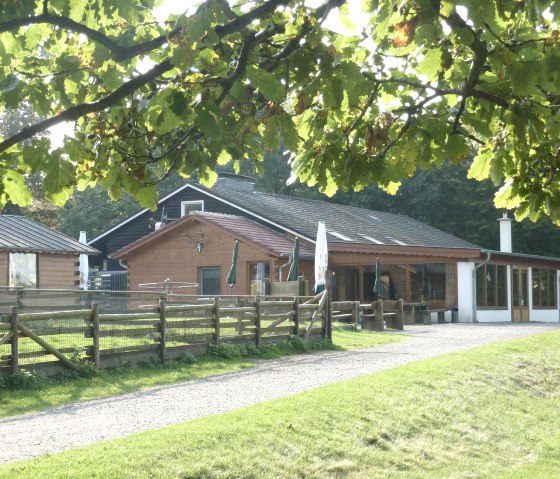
0;252;7;286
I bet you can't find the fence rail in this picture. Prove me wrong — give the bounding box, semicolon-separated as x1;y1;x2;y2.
0;291;330;377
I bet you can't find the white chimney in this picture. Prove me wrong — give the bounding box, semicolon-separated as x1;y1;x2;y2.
498;212;512;253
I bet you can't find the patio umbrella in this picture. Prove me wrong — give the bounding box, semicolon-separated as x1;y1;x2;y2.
226;240;239;293
78;231;89;290
373;257;383;299
314;221;328;293
287;237;300;282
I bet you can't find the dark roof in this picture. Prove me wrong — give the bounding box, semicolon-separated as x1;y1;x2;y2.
90;177;480;251
111;212;313;259
0;215;98;255
198;180;481;250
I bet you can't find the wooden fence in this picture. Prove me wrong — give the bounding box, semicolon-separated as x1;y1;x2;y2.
0;292;330;377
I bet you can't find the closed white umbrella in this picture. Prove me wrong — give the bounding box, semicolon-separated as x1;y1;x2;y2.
314;221;328;293
79;231;89;290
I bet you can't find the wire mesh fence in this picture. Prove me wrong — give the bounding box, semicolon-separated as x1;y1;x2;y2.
0;291;329;376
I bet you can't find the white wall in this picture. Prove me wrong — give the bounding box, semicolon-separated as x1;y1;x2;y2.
457;262;474;322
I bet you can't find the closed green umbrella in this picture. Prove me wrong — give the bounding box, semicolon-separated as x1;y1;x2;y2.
287;238;299;282
226;240;239;292
373;257;383;299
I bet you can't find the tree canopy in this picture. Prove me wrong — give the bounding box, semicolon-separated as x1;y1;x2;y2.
0;1;559;222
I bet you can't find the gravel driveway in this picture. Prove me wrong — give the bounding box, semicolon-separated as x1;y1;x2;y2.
1;322;559;465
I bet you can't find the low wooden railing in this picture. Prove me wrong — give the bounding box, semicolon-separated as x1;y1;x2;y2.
0;292;330;376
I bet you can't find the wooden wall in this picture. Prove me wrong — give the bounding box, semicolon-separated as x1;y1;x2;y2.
0;252;78;289
38;254;79;289
126;221;280;295
0;252;7;286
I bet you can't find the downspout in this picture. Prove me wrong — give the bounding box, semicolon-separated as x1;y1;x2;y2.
278;254;293;282
119;260;128;270
472;250;491;323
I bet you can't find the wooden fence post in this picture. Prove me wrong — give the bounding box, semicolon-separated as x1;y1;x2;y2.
10;306;19;375
327;294;332;342
213;297;220;345
293;298;300;337
255;297;262;347
91;302;100;369
351;301;359;327
159;299;166;363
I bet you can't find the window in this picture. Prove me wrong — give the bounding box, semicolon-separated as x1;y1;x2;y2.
9;253;37;288
532;268;557;308
200;267;220;295
249;262;270;282
181;200;204;216
476;264;507;308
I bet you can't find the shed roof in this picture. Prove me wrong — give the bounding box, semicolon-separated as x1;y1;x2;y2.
111;212;314;259
0;215;98;255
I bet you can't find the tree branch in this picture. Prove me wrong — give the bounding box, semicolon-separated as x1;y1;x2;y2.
0;60;172;154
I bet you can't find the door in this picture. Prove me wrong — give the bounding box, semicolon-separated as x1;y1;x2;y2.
512;267;529;322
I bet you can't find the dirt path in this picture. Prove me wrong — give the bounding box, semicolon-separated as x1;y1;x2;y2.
1;322;558;465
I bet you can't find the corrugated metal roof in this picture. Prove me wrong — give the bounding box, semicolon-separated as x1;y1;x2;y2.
0;215;99;254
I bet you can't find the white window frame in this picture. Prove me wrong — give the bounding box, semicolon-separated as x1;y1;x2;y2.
181;200;204;217
9;252;38;288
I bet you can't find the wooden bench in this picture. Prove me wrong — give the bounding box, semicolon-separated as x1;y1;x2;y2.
422;308;450;325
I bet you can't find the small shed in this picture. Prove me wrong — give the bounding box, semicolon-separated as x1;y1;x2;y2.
0;214;98;289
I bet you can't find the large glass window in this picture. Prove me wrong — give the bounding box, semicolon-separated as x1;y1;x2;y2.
532;268;557;308
476;264;507;307
9;253;37;288
200;267;220;295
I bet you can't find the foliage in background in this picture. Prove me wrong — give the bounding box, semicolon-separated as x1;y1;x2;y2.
0;1;559;224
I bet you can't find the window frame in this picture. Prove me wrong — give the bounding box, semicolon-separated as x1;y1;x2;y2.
9;252;38;288
476;264;508;309
532;268;557;309
181;200;204;217
199;266;220;296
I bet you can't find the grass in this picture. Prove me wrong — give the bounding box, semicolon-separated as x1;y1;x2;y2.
1;330;558;479
0;325;400;419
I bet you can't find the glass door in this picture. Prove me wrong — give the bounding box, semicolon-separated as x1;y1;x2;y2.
512;267;529;322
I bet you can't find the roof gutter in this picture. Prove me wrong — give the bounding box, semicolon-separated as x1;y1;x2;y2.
472;250;491;323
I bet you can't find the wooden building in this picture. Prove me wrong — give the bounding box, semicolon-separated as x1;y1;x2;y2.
0;214;98;289
92;176;560;323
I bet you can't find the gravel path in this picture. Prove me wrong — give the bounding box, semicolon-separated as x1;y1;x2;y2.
1;322;559;465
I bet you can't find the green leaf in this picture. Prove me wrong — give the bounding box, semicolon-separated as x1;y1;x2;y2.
246;67;285;103
508;62;537;96
445;135;468;163
1;170;32;206
418;48;442;82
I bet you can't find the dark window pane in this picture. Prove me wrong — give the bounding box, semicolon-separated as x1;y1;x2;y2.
201;267;220;295
497;266;507;307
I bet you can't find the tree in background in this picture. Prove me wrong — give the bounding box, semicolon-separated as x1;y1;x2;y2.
0;1;559;225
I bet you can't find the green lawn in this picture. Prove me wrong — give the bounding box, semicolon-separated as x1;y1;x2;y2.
1;330;558;479
0;326;400;419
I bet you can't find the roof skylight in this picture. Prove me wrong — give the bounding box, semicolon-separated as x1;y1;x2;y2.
358;234;384;245
386;237;407;246
328;231;353;241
